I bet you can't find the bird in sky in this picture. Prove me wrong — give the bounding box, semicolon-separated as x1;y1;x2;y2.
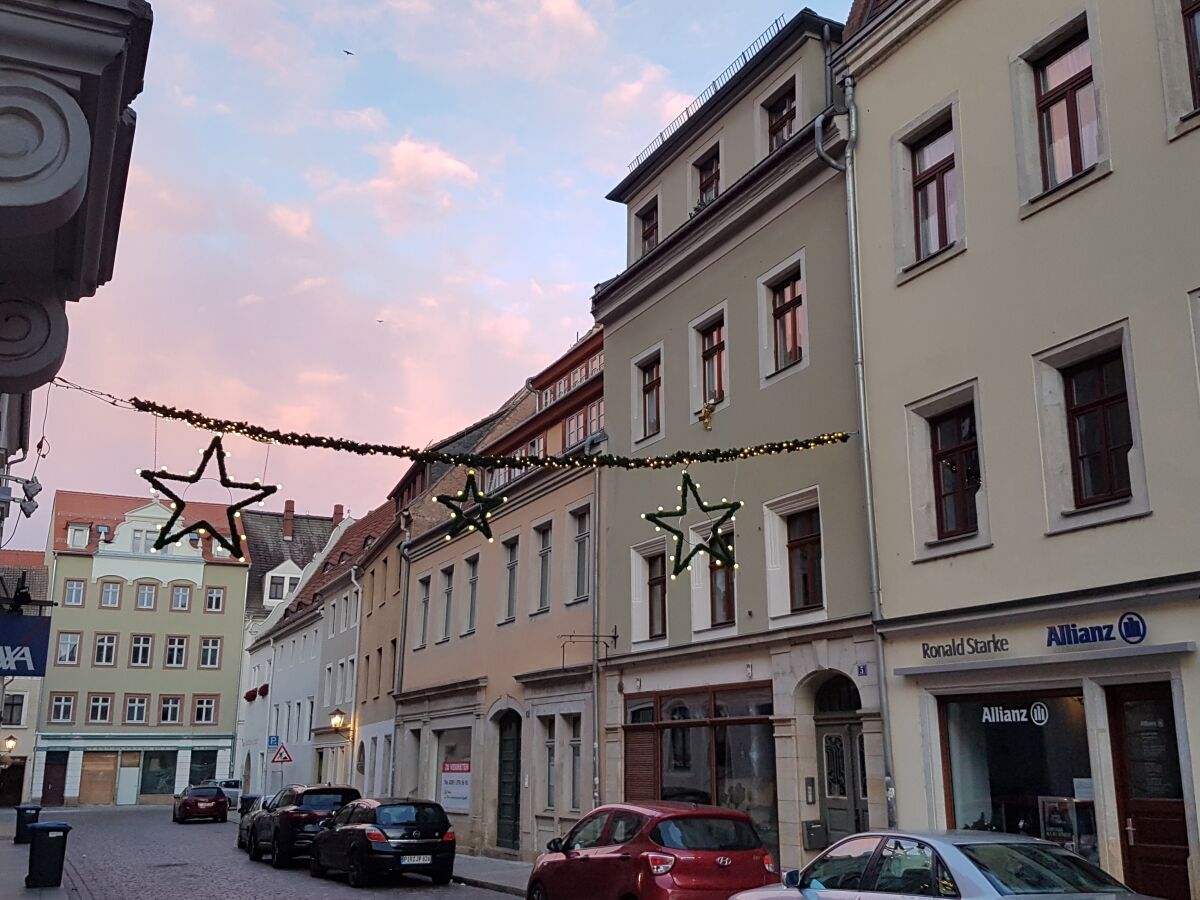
343;49;355;56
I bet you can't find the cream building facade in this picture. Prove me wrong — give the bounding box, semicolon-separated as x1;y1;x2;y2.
836;2;1200;898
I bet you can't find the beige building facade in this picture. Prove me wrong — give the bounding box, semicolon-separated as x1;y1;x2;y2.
35;491;248;806
594;11;883;871
836;1;1200;897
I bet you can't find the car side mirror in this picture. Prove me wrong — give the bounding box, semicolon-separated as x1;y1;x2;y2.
783;870;802;889
546;837;563;853
320;817;334;829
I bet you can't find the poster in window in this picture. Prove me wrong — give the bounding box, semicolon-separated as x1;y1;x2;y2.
440;761;471;813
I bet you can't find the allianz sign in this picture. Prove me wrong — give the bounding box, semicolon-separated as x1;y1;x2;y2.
1046;611;1147;648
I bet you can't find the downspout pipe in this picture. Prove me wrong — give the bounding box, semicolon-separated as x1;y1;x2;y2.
588;436;604;808
394;534;413;795
817;26;846;173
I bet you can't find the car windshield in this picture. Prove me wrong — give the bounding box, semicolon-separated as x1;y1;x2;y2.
220;780;240;789
651;816;761;851
190;788;223;798
958;843;1130;895
300;791;357;810
377;804;448;827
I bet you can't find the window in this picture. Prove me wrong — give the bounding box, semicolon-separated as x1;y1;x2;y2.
1184;0;1200;108
100;583;120;608
136;584;156;609
700;317;726;405
640;356;662;439
542;716;556;809
50;694;74;723
347;658;356;702
536;525;552;612
1036;34;1099;190
589;398;605;436
269;575;284;600
912;125;959;259
696;148;719;204
389;639;398;692
566;812;609;851
568;715;582;811
68;525;89;548
200;637;221;668
337;661;346;703
1064;351;1132;507
784;509;823;611
94;633;116;666
441;567;454;640
416;577;430;647
504;538;519;621
465;556;479;633
572;508;590;601
648;553;667;639
767;84;796;151
800;837;883;890
88;694;112;723
194;696;217;725
564;410;586;448
1;693;23;726
709;534;735;626
329;601;337;638
171;585;191;611
64;579;84;607
56;632;80;665
160;696;182;724
873;838;958;897
125;695;148;725
205;587;224;612
771;270;805;372
324;665;333;706
930;405;981;539
637;200;658;255
165;636;187;668
130;635;152;667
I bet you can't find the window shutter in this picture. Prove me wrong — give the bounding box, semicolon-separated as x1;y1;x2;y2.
623;729;659;802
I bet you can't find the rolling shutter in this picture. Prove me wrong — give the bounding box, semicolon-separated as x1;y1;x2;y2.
623;729;659;802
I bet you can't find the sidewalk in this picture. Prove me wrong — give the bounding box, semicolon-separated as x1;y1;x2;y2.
453;853;532;896
0;835;69;900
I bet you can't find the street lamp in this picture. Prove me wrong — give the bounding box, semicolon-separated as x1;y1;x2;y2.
3;736;16;753
329;709;347;732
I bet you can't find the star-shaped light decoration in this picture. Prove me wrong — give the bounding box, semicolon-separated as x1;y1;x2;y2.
137;435;277;561
436;470;507;542
642;470;741;578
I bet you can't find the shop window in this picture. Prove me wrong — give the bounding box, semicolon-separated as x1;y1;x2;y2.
140;750;178;795
189;749;218;784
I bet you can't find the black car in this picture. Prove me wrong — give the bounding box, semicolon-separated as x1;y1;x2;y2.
248;784;361;868
237;794;266;850
309;798;456;888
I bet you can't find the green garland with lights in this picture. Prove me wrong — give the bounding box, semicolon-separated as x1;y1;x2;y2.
436;470;507;542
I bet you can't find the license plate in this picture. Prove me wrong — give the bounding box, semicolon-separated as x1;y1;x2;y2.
198;803;212;808
303;823;320;832
401;855;432;865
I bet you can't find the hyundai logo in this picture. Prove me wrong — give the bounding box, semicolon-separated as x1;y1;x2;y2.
716;857;733;867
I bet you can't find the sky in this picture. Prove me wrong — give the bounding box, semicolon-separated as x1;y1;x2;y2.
6;0;851;550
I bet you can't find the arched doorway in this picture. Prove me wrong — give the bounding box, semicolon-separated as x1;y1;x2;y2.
814;673;867;843
495;711;522;851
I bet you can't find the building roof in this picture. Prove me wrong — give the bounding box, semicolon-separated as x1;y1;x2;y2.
50;489;248;565
0;550;49;606
240;509;336;617
843;0;908;38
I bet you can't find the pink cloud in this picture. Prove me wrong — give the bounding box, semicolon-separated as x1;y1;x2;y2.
296;370;349;386
331;107;388;130
268;204;314;240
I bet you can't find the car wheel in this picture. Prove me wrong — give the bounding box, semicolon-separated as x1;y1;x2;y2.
236;831;245;849
309;852;326;879
528;882;549;900
270;833;291;869
219;814;228;823
431;863;453;886
347;850;372;889
248;828;264;862
171;809;178;823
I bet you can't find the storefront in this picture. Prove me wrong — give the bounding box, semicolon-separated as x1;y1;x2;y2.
883;595;1198;900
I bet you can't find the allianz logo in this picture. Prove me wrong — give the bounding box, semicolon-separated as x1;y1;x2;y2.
1045;611;1147;648
0;646;35;672
982;701;1050;726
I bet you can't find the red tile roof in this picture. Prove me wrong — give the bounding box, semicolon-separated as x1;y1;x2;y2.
0;550;45;568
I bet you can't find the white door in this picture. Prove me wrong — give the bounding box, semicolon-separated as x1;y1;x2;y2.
116;766;139;805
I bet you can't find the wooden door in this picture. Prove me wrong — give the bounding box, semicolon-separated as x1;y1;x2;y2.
0;760;25;806
496;712;521;851
623;729;659;801
79;751;118;805
41;753;66;807
817;722;869;842
1107;682;1190;900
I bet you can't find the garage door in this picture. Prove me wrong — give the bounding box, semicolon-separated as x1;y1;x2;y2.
79;751;118;805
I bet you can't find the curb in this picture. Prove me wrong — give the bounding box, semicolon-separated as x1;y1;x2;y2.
452;873;526;896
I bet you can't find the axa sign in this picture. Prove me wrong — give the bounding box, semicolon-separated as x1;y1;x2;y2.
0;616;50;676
1046;611;1147;649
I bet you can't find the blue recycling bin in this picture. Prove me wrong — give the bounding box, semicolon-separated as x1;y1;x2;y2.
14;804;40;844
26;822;71;888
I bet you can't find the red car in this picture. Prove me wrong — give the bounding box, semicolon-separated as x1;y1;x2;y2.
172;785;229;823
527;802;776;900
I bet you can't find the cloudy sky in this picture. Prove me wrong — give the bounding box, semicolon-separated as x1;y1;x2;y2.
8;0;850;549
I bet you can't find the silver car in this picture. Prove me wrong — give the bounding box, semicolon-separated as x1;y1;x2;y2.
733;831;1160;900
201;778;241;812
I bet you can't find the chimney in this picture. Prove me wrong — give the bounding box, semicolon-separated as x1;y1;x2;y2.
332;504;344;527
283;500;295;541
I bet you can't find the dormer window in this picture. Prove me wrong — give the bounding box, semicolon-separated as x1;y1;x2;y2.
211;540;230;558
95;525;110;542
637;200;658;255
696;149;720;205
767;84;796;152
68;526;89;549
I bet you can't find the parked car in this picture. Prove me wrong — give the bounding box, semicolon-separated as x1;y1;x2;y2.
237;795;266;850
172;785;229;824
309;798;456;888
732;830;1153;900
201;778;241;810
527;802;776;900
248;783;361;868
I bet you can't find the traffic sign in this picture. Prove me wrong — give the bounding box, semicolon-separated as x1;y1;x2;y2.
271;744;293;764
267;735;279;748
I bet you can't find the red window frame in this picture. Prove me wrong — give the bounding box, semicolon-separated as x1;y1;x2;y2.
768;87;796;152
930;405;981;540
638;202;658;254
786;509;823;612
1064;350;1133;508
709;534;735;626
647;553;667;639
771;273;804;372
697;151;720;203
1185;0;1200;109
1035;33;1096;190
700;318;726;405
640;357;661;438
911;124;957;260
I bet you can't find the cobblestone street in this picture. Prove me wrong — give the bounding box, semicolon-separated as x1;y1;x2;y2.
53;807;503;900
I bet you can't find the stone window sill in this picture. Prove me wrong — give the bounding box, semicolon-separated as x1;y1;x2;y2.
497;616;516;627
1019;160;1112;220
529;607;550;618
897;240;966;286
1061;496;1131;518
564;596;589;607
1171;108;1200;142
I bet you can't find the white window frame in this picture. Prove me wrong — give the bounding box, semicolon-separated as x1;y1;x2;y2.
567;714;582;812
630;341;667;450
324;665;333;706
165;636;187;668
50;695;74;723
905;380;993;562
570;504;591;603
1;691;26;727
346;658;355;703
100;583;120;608
463;555;479;635
63;579;84;607
328;600;337;638
125;696;148;724
687;132;725;213
753;64;803;162
159;696;181;725
130;635;152;668
205;587;224;612
689;524;737;639
756;248;811;388
1009;5;1113;218
1152;0;1200;141
67;525;89;548
628;185;663;264
533;520;553;613
629;537;669;650
763;485;830;627
440;566;454;641
194;697;216;725
88;695;112;723
57;633;79;665
94;633;116;666
1033;320;1150;534
688;299;731;422
415;576;430;648
136;584;155;609
171;585;191;611
200;637;221;669
501;536;519;623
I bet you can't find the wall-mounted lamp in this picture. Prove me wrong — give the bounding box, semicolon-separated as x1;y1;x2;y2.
329;709;348;735
3;735;17;753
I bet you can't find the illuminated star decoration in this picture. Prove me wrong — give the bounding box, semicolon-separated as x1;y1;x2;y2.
436;470;507;542
137;435;278;561
642;470;741;578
